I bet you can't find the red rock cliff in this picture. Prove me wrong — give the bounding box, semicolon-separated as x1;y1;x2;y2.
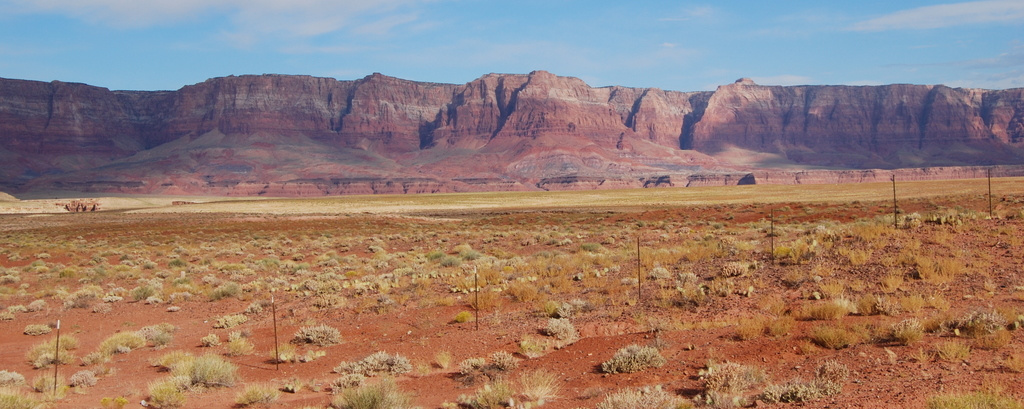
1;73;1022;195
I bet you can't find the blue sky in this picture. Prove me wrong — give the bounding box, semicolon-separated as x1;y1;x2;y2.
1;0;1022;91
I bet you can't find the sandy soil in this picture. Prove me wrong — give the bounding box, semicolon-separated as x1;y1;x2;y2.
0;185;1022;409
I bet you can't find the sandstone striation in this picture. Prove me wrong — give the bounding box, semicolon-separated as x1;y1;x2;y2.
1;72;1023;196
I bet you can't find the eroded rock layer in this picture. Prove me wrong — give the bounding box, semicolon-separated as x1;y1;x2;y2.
2;73;1023;195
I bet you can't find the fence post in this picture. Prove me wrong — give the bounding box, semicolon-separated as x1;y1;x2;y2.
891;175;898;229
272;295;279;370
53;320;60;395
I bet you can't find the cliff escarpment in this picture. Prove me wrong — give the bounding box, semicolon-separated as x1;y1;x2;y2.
1;73;1022;195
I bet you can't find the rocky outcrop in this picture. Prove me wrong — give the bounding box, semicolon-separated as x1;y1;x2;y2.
1;73;1023;196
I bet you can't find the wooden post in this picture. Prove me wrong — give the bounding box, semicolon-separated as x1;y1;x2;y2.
891;175;898;229
53;320;60;395
770;209;775;265
988;167;993;218
272;295;279;371
636;236;642;305
474;267;479;331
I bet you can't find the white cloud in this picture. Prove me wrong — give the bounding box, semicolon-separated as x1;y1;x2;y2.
749;75;815;86
850;0;1024;31
5;0;433;38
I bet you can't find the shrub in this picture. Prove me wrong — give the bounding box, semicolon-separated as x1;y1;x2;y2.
27;335;78;368
810;324;861;350
188;354;238;388
596;385;688;409
329;379;412;409
702;361;765;395
735;316;766;340
458;381;514;409
331;374;366;391
225;335;255;357
761;360;849;403
99;396;130;409
292;324;341;346
334;351;412;377
0;389;40;409
544;318;579;342
489;351;518;372
69;370;98;387
518;369;560;404
935;341;971;361
798;300;852;320
952;310;1008;338
208;282;241;300
148;377;186;409
26;300;47;312
200;333;221;347
926;391;1024;409
23;324;52;336
890;319;924;346
453;311;473;323
458;357;488;376
213;314;248;329
519;335;549;358
0;370;26;387
131;285;158;302
235;383;280;407
601;344;666;374
152;350;194;373
137;323;176;347
98;332;147;356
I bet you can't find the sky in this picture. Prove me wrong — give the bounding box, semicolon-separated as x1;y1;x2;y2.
0;0;1022;92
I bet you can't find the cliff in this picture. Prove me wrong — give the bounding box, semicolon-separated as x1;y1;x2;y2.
1;72;1023;196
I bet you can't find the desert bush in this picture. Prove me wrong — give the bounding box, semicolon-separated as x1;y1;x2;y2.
147;377;186;409
208;282;241;301
329;379;412;409
130;285;158;302
235;383;280;407
458;357;488;376
292;324;342;347
453;311;473;323
23;324;52;336
0;370;26;387
798;300;852;320
98;332;147;356
761;360;849;404
951;309;1008;338
27;335;78;368
890;319;924;346
26;299;46;312
183;354;237;387
137;323;176;347
31;373;67;397
595;385;688;409
544;318;579;342
331;374;366;391
601;344;666;374
69;370;98;387
809;324;861;350
334;351;412;377
0;389;40;409
152;350;195;373
701;361;765;395
434;350;452;369
489;351;518;372
767;316;796;337
975;329;1012;350
519;335;549;358
935;340;971;361
518;369;560;404
1003;354;1024;373
734;316;766;340
458;380;514;409
225;334;255;357
213;314;248;329
200;333;221;347
926;391;1023;409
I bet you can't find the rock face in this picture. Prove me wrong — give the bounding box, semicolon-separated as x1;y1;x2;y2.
1;73;1023;196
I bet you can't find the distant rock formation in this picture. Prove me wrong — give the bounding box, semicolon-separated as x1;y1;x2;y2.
1;72;1022;196
0;192;17;202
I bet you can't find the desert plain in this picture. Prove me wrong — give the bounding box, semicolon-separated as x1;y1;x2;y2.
1;178;1024;409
